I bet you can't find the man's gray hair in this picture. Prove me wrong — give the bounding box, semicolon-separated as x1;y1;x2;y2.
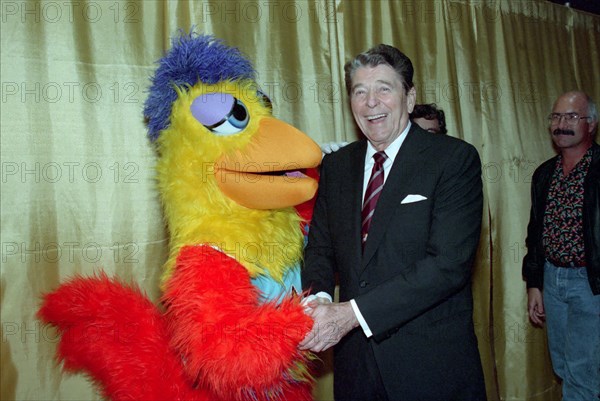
344;44;414;96
586;94;598;123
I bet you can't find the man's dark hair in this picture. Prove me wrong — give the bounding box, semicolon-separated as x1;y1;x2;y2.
411;103;448;135
344;44;414;96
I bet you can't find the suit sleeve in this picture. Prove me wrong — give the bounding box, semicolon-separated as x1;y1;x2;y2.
355;143;483;338
302;154;337;297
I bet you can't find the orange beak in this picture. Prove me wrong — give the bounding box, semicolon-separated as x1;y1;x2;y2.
214;117;322;210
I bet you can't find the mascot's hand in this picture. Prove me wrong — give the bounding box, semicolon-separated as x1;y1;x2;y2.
320;141;349;156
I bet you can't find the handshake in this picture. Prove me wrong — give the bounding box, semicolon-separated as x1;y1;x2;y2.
299;294;359;353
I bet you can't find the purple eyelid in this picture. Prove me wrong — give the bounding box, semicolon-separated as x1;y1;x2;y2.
190;93;234;127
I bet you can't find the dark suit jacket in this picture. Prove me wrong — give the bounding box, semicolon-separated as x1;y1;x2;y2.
303;125;486;401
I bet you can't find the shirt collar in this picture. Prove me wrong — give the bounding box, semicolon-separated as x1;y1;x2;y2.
365;121;411;165
555;146;593;177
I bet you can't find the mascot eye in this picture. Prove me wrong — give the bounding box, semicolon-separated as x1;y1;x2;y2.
190;93;250;135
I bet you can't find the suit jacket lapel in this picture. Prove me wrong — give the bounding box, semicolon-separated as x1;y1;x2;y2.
361;126;430;270
345;141;367;268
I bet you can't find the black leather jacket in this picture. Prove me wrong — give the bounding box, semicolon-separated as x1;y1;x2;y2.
522;142;600;295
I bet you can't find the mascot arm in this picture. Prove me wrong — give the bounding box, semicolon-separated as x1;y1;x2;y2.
163;245;313;399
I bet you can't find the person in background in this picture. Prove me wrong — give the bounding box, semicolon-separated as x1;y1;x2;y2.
300;43;486;401
410;103;447;134
523;91;599;401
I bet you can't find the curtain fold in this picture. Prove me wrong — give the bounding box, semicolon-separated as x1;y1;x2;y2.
1;1;598;400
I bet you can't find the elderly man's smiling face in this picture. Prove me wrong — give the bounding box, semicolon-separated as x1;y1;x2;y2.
350;64;416;151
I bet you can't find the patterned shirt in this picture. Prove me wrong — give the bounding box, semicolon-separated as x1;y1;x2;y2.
542;148;592;267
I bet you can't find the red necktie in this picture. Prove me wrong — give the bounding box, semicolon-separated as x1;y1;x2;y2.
361;151;388;248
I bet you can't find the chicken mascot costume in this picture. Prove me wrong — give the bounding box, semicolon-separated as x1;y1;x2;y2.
38;32;322;401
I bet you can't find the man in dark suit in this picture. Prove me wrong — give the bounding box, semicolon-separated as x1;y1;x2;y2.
300;44;487;400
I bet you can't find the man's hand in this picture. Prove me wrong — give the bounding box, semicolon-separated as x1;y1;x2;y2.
299;301;359;352
527;288;545;327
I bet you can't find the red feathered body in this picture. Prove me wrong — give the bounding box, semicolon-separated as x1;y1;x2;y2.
38;245;314;401
37;273;205;401
165;245;313;400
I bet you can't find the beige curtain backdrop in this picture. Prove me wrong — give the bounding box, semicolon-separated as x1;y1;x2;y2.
1;1;598;400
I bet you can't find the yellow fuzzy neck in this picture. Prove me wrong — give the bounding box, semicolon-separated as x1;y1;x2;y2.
155;81;304;287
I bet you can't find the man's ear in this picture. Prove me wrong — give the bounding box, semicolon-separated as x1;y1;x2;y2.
587;119;598;137
407;87;417;113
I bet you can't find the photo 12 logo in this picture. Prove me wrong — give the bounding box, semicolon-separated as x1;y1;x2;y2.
1;82;140;104
2;241;139;264
196;1;336;24
1;2;140;24
1;161;139;184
